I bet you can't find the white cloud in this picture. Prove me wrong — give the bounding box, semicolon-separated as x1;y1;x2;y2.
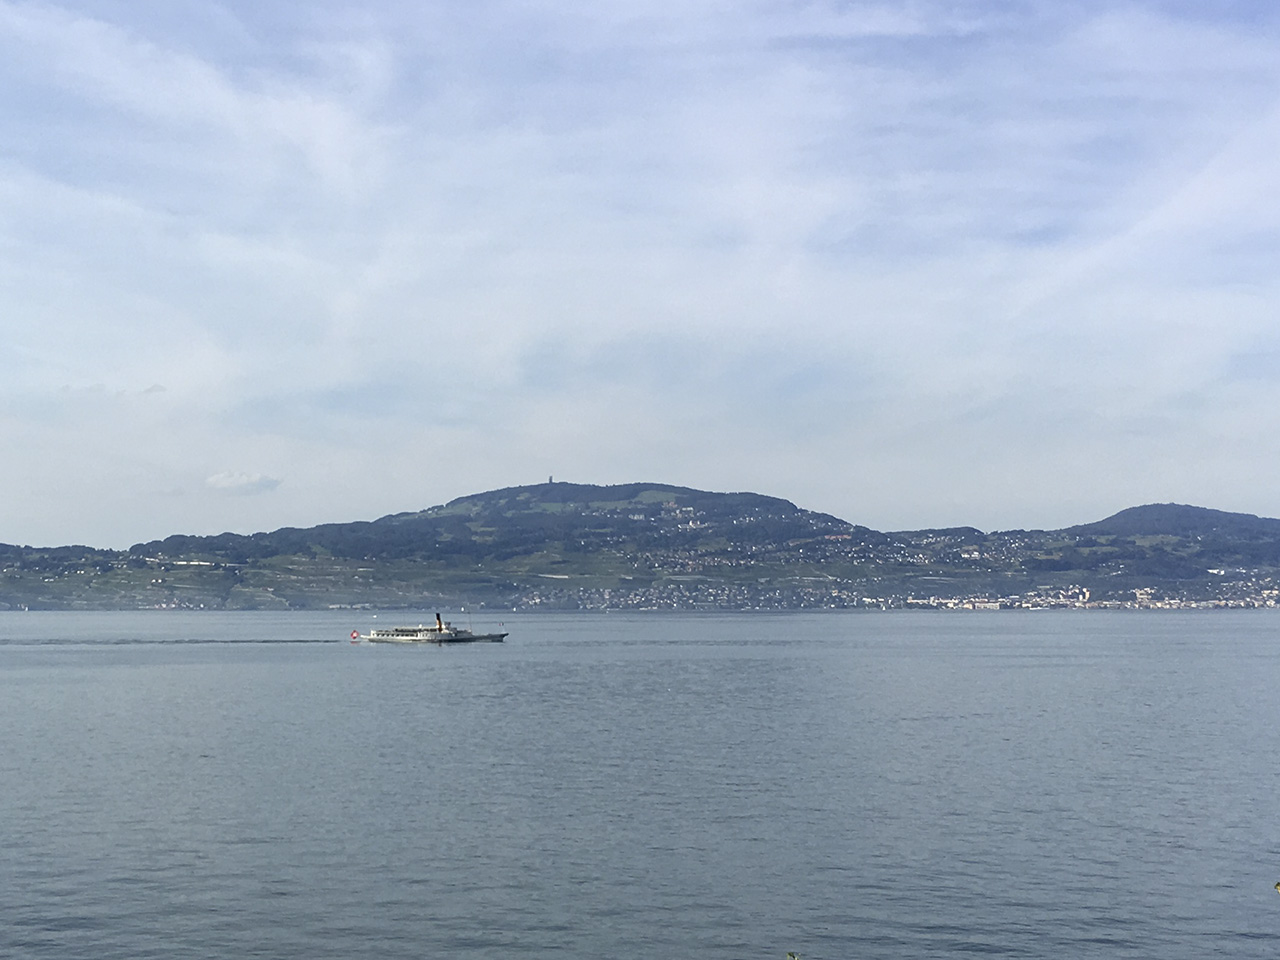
205;471;282;495
1;0;1280;544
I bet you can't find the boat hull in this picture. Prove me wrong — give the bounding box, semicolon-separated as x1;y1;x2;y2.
365;632;506;644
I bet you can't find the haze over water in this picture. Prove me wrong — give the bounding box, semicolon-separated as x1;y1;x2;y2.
3;610;1280;959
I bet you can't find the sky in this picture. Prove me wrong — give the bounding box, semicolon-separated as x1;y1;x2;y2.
3;0;1280;546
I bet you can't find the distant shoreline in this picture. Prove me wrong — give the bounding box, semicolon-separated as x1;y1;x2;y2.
5;484;1280;612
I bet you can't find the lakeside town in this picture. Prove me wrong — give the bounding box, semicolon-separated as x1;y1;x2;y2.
509;577;1280;612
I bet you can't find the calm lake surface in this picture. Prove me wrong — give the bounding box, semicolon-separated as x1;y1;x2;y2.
3;611;1280;959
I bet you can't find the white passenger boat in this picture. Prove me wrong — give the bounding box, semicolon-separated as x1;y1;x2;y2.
352;613;507;644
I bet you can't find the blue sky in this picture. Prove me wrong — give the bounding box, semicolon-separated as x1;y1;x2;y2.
3;0;1280;545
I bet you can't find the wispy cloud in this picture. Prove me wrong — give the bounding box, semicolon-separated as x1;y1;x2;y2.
206;471;282;496
2;0;1280;543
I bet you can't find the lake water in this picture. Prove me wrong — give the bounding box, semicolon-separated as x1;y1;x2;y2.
3;611;1280;959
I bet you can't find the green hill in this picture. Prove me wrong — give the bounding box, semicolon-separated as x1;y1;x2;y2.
2;484;1280;610
1068;503;1280;540
131;481;874;565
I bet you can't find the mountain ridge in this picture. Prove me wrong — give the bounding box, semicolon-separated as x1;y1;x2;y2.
135;492;1280;555
3;484;1280;610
